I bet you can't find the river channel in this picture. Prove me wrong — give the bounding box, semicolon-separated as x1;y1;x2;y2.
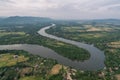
0;24;105;70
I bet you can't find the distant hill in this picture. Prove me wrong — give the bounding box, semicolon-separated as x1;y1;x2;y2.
92;19;120;23
0;17;120;25
0;16;53;24
83;19;120;25
0;17;4;21
77;19;120;25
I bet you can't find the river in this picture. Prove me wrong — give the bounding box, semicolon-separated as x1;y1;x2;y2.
0;24;105;70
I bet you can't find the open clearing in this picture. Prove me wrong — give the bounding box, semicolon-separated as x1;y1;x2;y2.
0;53;29;67
50;64;62;75
115;74;120;80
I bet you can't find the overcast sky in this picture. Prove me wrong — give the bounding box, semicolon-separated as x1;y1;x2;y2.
0;0;120;19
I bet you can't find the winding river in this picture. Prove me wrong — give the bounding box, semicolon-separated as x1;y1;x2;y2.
0;24;105;71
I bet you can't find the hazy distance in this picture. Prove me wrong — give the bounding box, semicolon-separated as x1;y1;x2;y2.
0;0;120;19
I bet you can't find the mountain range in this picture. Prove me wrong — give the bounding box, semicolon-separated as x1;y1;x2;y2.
0;16;120;25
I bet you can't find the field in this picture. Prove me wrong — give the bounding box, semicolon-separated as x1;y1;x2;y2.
0;53;29;68
0;30;26;37
20;76;44;80
108;41;120;48
63;25;114;32
49;24;120;41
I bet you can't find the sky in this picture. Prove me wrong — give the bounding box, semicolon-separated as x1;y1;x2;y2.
0;0;120;19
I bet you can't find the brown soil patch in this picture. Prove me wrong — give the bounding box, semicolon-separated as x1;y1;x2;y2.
50;64;62;75
115;74;120;80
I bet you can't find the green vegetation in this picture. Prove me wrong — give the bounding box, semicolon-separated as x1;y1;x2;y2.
0;53;29;68
49;74;63;80
20;76;44;80
46;24;120;46
44;40;90;61
46;23;120;80
0;24;90;61
0;50;58;80
0;31;26;37
0;50;79;80
1;22;120;80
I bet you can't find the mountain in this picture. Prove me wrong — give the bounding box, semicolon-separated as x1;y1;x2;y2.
0;16;53;24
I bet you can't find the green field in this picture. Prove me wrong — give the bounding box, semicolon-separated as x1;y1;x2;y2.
0;31;26;37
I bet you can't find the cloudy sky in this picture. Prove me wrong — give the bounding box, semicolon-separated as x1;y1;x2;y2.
0;0;120;19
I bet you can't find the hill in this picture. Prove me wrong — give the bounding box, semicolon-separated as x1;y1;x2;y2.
0;16;53;24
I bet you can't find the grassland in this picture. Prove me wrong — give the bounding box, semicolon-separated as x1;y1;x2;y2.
0;31;26;37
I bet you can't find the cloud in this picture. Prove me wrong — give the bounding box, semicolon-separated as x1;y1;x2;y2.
0;0;120;19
